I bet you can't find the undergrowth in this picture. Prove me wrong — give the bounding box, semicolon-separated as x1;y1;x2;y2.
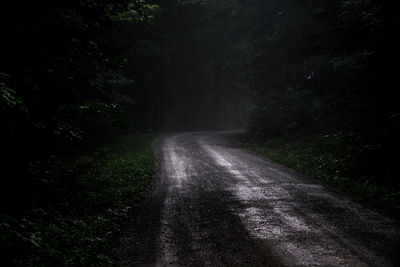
0;134;157;266
240;133;400;217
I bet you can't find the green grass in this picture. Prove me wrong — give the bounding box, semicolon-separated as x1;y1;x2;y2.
0;134;157;266
239;133;400;217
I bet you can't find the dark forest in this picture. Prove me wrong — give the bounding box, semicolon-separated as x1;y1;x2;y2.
1;0;399;265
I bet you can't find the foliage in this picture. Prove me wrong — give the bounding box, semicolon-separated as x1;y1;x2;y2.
145;0;255;130
0;0;160;213
0;134;156;266
241;133;400;216
246;0;400;192
2;0;400;262
0;73;27;113
112;2;159;22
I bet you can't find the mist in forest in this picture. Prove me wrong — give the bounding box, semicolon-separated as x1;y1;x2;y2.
2;0;399;193
1;1;400;265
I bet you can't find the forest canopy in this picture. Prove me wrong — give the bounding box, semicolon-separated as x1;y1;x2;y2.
1;0;400;265
1;0;399;195
1;0;399;205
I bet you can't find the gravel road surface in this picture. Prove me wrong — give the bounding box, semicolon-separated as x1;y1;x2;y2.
116;131;399;266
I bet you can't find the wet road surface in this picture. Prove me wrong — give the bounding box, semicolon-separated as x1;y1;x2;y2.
116;131;400;266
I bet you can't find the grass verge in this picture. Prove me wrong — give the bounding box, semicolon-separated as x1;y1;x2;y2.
0;133;157;266
239;133;400;217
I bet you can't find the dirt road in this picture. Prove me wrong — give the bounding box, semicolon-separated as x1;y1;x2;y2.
116;131;399;266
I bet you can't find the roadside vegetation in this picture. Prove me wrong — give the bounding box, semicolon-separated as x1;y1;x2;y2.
0;134;156;266
240;132;400;217
235;0;399;216
1;1;159;265
1;0;399;264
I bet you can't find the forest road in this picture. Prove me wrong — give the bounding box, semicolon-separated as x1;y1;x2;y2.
115;131;400;266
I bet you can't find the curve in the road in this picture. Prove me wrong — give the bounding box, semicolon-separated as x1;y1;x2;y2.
116;131;400;267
